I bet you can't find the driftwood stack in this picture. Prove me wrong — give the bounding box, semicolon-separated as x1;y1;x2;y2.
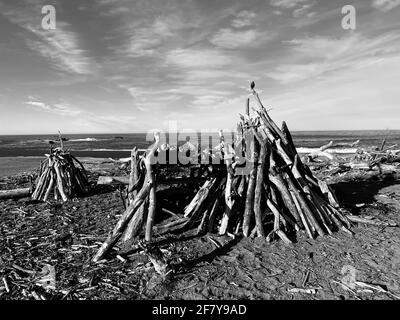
92;82;353;265
31;146;89;202
304;137;400;175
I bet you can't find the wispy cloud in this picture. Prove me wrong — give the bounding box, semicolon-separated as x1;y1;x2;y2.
270;0;317;18
210;28;258;49
1;2;96;75
292;1;317;18
1;0;400;133
170;69;251;81
270;0;311;9
24;25;95;75
267;32;400;84
372;0;400;12
127;87;182;112
166;48;232;68
231;11;256;28
91;114;137;125
121;17;175;57
26;100;82;116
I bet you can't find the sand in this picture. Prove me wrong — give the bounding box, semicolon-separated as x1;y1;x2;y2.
0;157;43;177
0;161;399;300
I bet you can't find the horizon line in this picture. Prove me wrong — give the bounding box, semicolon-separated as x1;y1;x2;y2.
1;128;400;136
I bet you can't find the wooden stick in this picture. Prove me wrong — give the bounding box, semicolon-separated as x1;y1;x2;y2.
284;173;326;237
251;89;286;144
245;96;250;117
122;200;148;243
275;139;293;166
219;130;236;235
267;197;299;231
290;189;313;238
43;170;55;202
324;206;353;235
145;186;157;242
318;180;340;208
92;181;152;262
123;148;144;243
144;132;161;242
275;229;293;245
243;138;259;237
31;166;49;199
208;197;221;233
308;194;334;235
281;121;297;157
58;131;64;151
184;178;219;217
54;163;69;202
254;140;268;237
346;215;395;227
93;134;161;262
128;147;139;204
36;168;51;200
269;172;303;228
269;186;287;229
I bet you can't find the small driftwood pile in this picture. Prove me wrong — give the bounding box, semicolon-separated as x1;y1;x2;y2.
304;140;360;163
306;138;400;175
31;141;88;202
353;140;400;168
92;82;353;269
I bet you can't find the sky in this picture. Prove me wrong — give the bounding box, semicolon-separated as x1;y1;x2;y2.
0;0;399;134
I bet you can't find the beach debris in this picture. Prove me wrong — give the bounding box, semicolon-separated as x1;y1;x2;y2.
2;277;10;293
301;270;311;287
355;281;400;299
31;133;89;202
346;215;398;227
304;140;360;163
92;82;354;269
332;280;362;299
97;176;130;185
304;137;400;176
288;287;317;294
35;264;56;291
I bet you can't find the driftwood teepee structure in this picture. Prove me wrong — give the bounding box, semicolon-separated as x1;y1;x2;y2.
31;135;89;202
92;82;352;264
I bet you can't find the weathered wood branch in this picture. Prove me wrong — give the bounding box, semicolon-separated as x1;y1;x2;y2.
254;139;268;237
242;138;260;237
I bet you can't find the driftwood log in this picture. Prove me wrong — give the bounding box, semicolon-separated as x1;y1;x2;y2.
93;133;160;262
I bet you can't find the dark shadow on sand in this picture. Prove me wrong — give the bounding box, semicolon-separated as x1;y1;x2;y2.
331;173;400;208
174;236;242;273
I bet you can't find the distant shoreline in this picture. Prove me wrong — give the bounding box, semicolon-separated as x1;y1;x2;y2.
1;129;400;136
0;146;360;178
0;157;111;178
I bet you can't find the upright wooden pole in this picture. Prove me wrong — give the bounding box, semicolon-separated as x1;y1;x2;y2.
254;139;268;237
144;132;161;242
243;136;259;237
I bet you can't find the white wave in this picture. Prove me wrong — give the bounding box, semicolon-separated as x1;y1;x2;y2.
296;147;358;154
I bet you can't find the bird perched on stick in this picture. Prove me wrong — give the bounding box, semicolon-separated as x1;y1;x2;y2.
250;81;255;90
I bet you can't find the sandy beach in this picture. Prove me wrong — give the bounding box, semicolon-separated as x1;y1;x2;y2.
0;159;399;300
0;157;43;177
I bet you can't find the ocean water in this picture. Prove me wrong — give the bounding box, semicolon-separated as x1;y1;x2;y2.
0;130;399;177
